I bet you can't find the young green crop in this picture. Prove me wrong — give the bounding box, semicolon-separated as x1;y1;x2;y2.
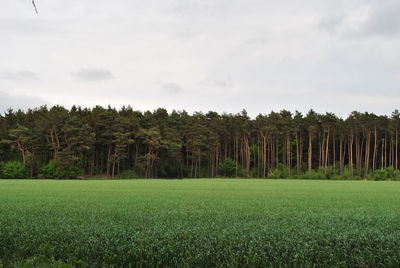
0;179;400;267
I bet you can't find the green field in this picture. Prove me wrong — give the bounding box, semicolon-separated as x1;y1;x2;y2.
1;179;400;267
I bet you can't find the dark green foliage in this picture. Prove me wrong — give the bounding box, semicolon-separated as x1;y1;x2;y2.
218;158;238;177
39;160;83;179
39;161;58;179
374;167;398;181
268;163;289;179
116;170;140;179
298;170;326;180
1;106;400;179
1;161;26;179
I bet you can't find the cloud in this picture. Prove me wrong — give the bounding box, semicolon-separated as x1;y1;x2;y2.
161;83;183;94
0;91;51;112
242;37;268;47
172;29;199;40
72;68;114;82
361;1;400;37
3;70;40;82
1;0;400;118
199;77;232;89
317;1;400;38
317;15;346;34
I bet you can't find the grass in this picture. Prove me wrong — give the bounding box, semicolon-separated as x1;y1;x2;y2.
0;179;400;267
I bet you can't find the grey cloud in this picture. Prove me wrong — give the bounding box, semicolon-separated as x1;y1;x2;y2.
242;37;268;47
362;1;400;36
172;29;199;40
72;68;114;82
0;18;72;36
214;81;229;88
162;83;183;94
172;0;237;18
3;70;40;82
2;0;400;118
199;77;231;89
317;15;346;34
173;1;213;16
0;91;50;112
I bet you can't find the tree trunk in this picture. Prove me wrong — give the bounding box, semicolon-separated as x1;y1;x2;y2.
396;128;399;170
339;138;343;175
308;135;312;173
296;133;300;175
372;128;377;173
349;133;354;176
106;145;111;175
325;130;330;175
364;131;371;178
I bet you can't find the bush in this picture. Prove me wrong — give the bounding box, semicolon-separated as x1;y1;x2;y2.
57;164;83;179
218;158;238;177
238;168;253;178
299;170;326;180
117;170;141;179
374;167;398;181
374;169;386;181
385;167;397;178
1;161;26;179
39;160;83;179
268;164;290;179
39;161;58;179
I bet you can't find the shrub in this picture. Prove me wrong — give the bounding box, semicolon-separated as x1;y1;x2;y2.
374;169;386;181
1;161;26;179
218;158;238;177
385;167;397;178
269;169;288;179
57;165;83;179
238;168;253;178
39;161;58;179
299;170;326;180
374;167;398;181
268;164;290;179
341;166;353;179
117;170;141;179
39;160;83;179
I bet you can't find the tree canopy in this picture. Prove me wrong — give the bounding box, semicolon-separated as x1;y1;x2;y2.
1;105;400;179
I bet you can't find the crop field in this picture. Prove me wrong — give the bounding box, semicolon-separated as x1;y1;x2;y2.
1;179;400;267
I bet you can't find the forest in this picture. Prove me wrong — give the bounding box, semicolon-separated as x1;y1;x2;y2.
1;105;400;180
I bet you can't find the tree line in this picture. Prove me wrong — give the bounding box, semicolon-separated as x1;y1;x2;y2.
1;105;400;180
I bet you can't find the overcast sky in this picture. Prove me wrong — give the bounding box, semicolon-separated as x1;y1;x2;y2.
1;0;400;117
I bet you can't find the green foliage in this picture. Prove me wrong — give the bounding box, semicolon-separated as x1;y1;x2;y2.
3;105;400;179
298;170;326;180
238;168;253;178
39;161;58;179
39;160;83;180
1;161;26;179
116;170;140;179
374;167;398;181
374;170;386;181
218;158;238;177
1;180;400;267
0;162;3;178
268;164;289;179
341;166;353;179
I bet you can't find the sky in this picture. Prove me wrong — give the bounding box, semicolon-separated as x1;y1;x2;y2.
1;0;400;118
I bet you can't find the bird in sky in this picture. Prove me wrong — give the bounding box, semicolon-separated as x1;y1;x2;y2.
32;0;38;14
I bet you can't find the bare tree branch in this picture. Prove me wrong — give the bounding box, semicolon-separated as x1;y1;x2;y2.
32;0;38;14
